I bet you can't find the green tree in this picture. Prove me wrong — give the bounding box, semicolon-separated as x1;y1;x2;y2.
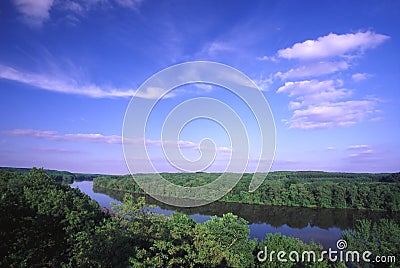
257;233;331;268
343;219;400;267
193;213;256;267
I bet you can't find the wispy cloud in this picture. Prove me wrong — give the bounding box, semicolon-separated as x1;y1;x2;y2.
145;138;231;153
278;79;383;128
1;129;232;153
0;64;166;99
277;79;352;109
13;0;54;27
32;146;80;154
114;0;143;9
284;100;376;129
12;0;144;27
1;129;122;144
347;146;375;158
256;55;277;62
253;74;273;91
202;41;234;56
275;61;349;80
352;72;374;82
277;31;389;60
347;144;369;150
194;83;214;92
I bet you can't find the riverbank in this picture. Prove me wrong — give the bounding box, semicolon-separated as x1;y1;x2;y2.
93;171;400;211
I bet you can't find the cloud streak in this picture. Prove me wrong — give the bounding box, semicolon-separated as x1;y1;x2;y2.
0;64;167;99
352;73;373;82
347;145;375;158
202;41;234;56
275;61;349;80
13;0;144;26
347;144;369;150
1;129;231;153
1;129;122;144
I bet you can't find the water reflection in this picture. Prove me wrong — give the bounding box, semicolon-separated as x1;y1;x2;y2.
71;181;399;249
94;185;399;230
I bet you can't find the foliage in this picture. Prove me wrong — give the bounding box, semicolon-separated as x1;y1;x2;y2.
0;166;107;184
343;219;400;267
94;172;400;211
256;233;343;268
193;213;256;267
0;168;104;267
1;168;398;267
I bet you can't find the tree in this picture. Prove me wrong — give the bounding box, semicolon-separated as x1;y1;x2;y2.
343;219;400;268
193;213;256;267
0;168;104;267
71;219;135;268
258;233;331;268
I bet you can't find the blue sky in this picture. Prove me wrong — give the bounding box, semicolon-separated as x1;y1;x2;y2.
0;0;399;174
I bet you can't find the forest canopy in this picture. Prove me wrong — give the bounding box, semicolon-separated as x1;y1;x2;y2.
1;168;399;267
94;171;400;211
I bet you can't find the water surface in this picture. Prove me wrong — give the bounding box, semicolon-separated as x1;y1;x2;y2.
71;181;399;249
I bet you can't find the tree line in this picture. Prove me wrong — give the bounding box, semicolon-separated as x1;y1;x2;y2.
94;172;400;211
0;166;105;184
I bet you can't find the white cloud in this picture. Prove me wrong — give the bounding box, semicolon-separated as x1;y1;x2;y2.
278;80;335;96
275;61;349;80
369;116;383;122
325;146;336;151
288;101;302;110
278;79;380;129
114;0;143;9
287;100;376;129
0;64;139;98
13;0;54;26
145;139;230;153
256;55;277;62
203;41;234;56
1;129;122;144
253;74;273;91
349;149;375;158
13;0;144;26
277;79;352;108
277;31;389;60
32;146;79;153
1;129;231;153
347;144;369;150
272;31;386;130
60;0;84;14
135;87;173;99
194;83;214;92
352;72;374;82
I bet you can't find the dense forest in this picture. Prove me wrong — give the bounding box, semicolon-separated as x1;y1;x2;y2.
0;167;104;184
94;172;400;211
1;168;399;267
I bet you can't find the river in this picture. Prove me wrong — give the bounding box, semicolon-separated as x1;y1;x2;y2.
70;180;399;249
